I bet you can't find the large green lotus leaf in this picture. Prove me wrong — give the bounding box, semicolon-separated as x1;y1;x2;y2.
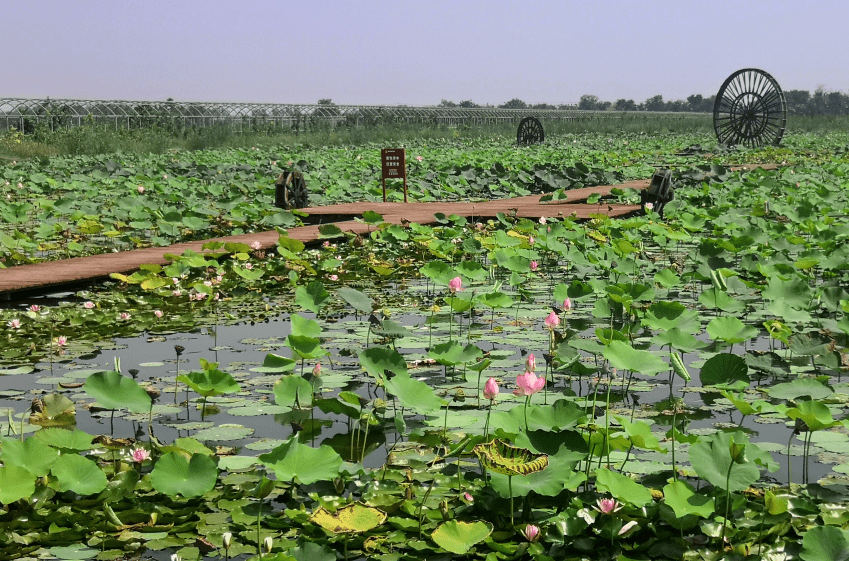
150;452;218;497
177;368;240;398
767;378;833;401
51;454;108;495
0;436;59;476
706;317;759;344
336;287;374;313
83;370;152;413
259;439;342;485
789;333;833;357
507;399;585;432
489;452;584;498
455;261;488;281
688;432;769;493
286;335;326;360
478;291;513;309
642;301;698;332
384;374;445;415
274;375;314;408
295;281;330;314
663;479;715;519
614;417;666;452
47;545;99;560
787;400;839;432
291;314;321;338
251;353;297;373
420;261;457;286
374;318;411;340
288;541;335;561
0;464;35;504
359;346;407;380
432;520;493;555
33;428;93;452
602;340;667;376
800;525;849;561
763;276;812;309
516;429;587;469
699;288;746;314
651;328;707;353
310;502;387;534
699;353;749;387
428;341;483;366
474;439;548;476
595;467;653;507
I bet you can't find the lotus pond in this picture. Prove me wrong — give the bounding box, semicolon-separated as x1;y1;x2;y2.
1;131;849;561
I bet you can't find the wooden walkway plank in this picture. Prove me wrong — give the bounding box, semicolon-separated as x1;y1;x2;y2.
0;180;646;298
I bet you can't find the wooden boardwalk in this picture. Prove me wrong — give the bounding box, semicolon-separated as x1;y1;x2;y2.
3;169;765;299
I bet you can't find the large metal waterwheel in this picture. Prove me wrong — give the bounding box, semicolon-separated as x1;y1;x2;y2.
713;68;786;148
517;117;544;145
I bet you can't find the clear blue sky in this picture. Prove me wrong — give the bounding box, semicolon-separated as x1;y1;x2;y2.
6;0;846;106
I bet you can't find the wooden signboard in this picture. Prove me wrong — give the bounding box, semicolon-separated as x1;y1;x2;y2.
380;148;407;202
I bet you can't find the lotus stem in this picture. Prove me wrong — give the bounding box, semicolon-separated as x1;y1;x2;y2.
721;459;734;546
508;474;514;527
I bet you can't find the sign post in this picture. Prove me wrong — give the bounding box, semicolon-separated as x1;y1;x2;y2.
380;148;407;202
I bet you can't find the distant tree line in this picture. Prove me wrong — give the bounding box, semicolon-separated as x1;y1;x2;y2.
437;87;849;116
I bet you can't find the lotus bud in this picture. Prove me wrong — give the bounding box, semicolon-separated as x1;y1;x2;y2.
312;363;321;377
264;536;273;553
439;499;450;520
171;555;181;561
222;532;232;550
522;524;540;542
333;477;345;494
483;377;499;400
448;276;463;293
525;353;536;372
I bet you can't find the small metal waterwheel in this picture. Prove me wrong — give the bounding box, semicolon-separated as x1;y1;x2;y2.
274;171;309;209
517;117;544;145
713;68;786;148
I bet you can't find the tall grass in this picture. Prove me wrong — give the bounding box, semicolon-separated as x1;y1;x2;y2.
1;112;845;159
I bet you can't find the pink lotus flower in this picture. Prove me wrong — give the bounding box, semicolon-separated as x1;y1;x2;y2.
596;498;622;515
54;336;68;347
137;185;145;194
251;241;262;250
154;310;163;318
329;274;338;281
483;377;499;400
544;311;560;329
172;290;182;297
7;319;21;329
539;217;546;224
29;305;40;313
131;448;150;463
562;298;572;311
463;492;474;503
83;301;95;309
119;312;131;320
522;524;540;542
162;174;168;180
312;363;321;377
244;263;253;270
416;155;423;162
530;260;538;271
514;371;545;396
525;353;536;372
448;277;463;293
